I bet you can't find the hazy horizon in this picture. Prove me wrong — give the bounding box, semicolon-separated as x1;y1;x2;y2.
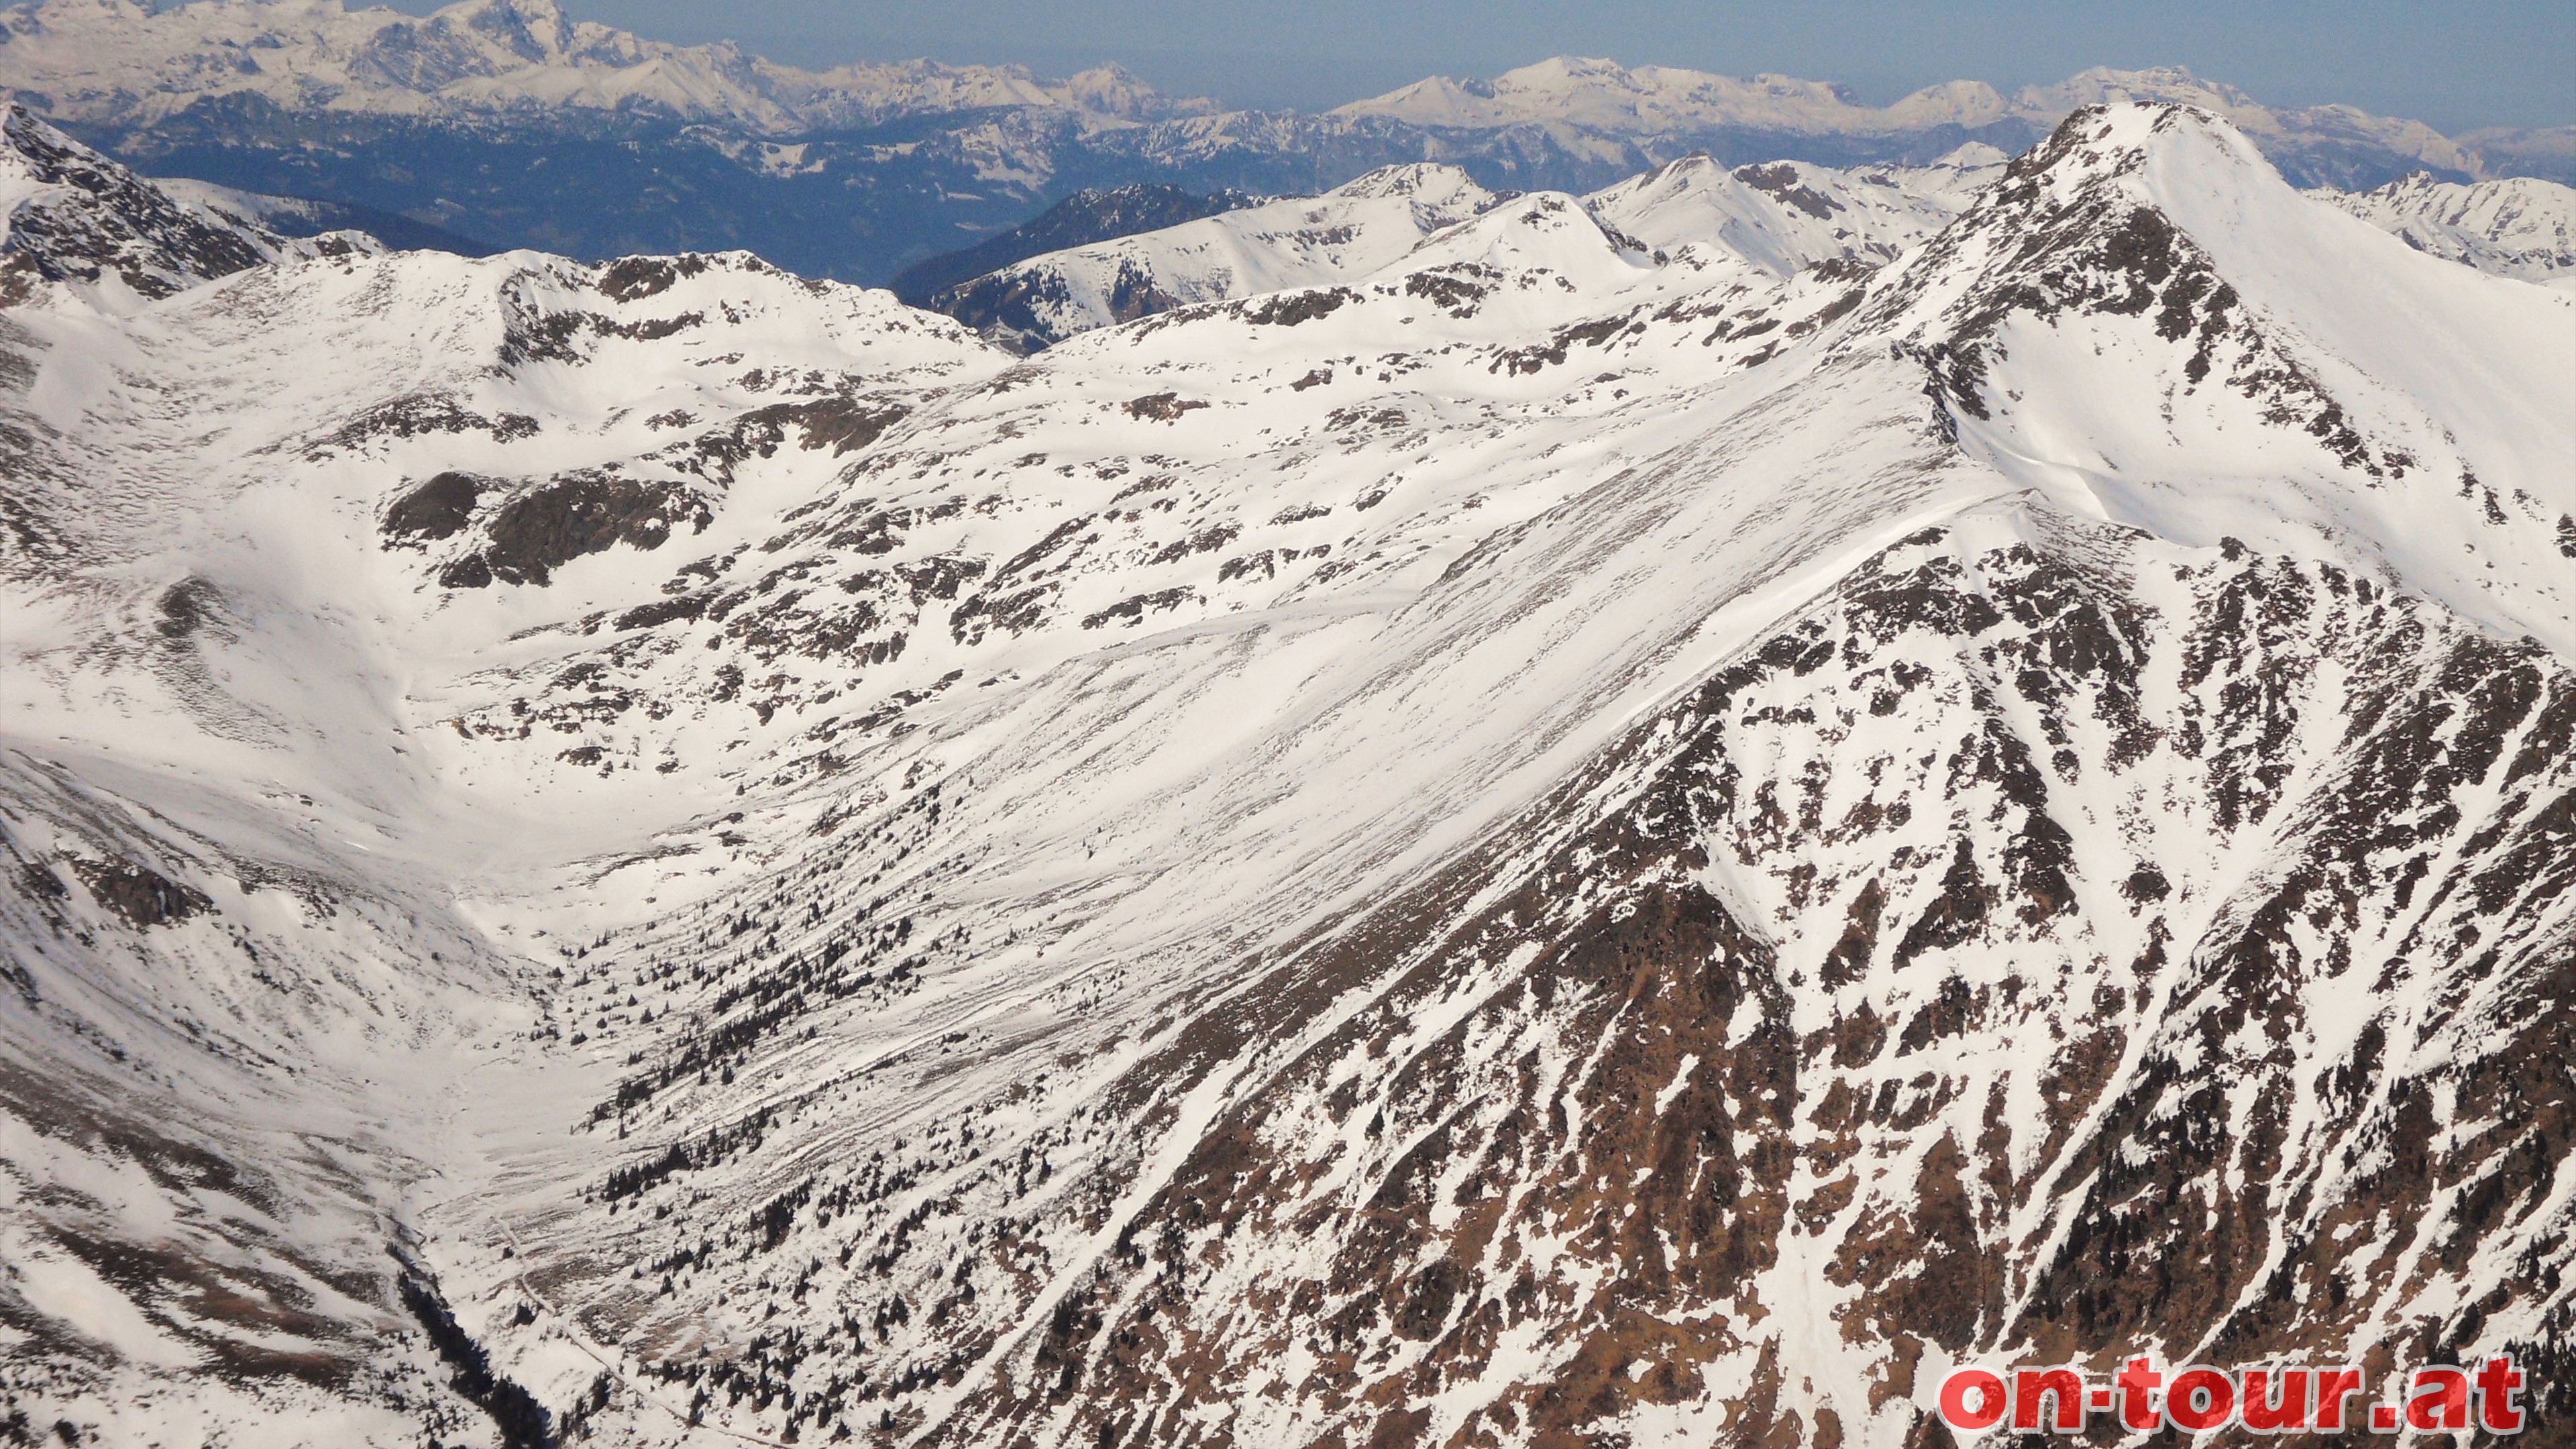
339;0;2576;133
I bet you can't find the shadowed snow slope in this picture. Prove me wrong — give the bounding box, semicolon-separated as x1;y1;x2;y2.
5;103;2576;1448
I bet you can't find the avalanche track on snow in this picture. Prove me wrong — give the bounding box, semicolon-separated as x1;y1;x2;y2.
3;101;2576;1448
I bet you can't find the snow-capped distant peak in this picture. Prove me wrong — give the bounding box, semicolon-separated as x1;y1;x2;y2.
2008;66;2485;183
0;0;1208;130
924;142;2018;352
1328;162;1483;203
1331;56;1946;133
1333;56;2489;187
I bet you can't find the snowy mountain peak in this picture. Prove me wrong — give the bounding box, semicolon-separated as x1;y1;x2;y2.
1878;76;2013;127
2043;62;2247;107
1325;160;1487;205
1875;101;2576;651
1580;148;1995;274
924;138;2018;352
1057;61;1180;121
1333;56;2489;189
2015;99;2261;195
1332;55;1930;132
0;5;2538;283
449;0;577;62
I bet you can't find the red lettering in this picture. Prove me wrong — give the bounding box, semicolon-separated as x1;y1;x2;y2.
2165;1366;2238;1432
2014;1368;2086;1432
2408;1368;2469;1431
1939;1369;2006;1432
2314;1368;2364;1432
2243;1367;2310;1432
2479;1355;2526;1434
2118;1356;2163;1431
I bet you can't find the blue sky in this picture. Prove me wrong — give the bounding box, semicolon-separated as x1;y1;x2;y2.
417;0;2573;131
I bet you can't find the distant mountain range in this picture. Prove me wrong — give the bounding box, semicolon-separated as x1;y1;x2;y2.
0;0;2565;284
2;0;2569;284
1;0;1201;129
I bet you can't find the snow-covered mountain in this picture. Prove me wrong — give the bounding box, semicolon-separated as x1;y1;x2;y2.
2326;172;2576;291
2464;123;2576;187
932;148;2009;351
1583;145;2002;269
7;99;2576;1449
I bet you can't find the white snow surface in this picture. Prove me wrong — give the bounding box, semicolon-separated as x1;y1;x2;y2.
1584;148;2000;272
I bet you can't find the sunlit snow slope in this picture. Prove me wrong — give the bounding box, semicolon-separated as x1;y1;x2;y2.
5;101;2576;1449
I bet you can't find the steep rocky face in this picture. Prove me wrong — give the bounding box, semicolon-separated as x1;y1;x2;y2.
0;103;368;303
3;102;2575;1448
